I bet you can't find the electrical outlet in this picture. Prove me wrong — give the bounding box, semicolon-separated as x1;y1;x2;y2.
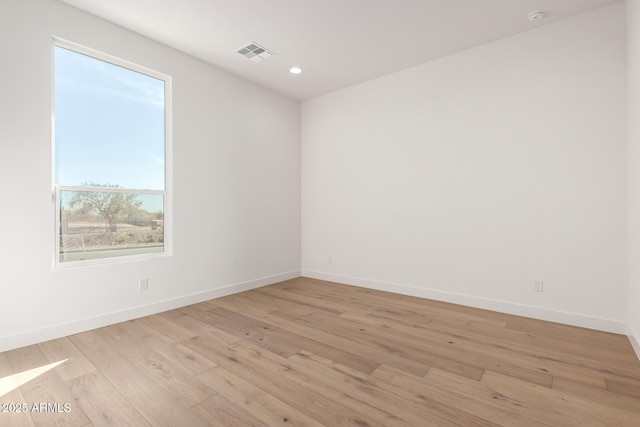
534;279;544;293
328;256;333;265
139;278;149;291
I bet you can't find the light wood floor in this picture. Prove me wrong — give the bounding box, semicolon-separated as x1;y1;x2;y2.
2;277;640;426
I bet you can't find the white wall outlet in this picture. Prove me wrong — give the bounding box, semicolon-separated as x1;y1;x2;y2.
534;279;544;292
328;255;333;265
139;278;149;291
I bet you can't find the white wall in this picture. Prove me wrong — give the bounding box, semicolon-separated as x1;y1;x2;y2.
302;4;628;332
628;0;640;358
0;0;301;352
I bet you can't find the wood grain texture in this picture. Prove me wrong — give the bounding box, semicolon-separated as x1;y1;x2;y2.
0;353;35;427
66;372;150;427
4;344;90;427
1;277;639;426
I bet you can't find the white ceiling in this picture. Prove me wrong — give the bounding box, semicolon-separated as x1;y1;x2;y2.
59;0;623;101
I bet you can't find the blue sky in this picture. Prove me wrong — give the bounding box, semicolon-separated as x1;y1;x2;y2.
54;46;166;212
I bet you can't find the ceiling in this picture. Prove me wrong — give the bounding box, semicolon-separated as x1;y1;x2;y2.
59;0;623;101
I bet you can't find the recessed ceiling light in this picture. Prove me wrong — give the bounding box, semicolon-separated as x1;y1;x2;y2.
528;10;546;22
289;67;303;74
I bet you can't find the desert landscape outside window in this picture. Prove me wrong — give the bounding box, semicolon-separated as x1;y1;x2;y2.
53;40;172;266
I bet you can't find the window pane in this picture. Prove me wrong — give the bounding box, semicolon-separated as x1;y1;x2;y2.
54;46;165;190
59;190;164;263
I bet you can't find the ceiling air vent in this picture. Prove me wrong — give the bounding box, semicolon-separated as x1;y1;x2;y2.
236;42;274;62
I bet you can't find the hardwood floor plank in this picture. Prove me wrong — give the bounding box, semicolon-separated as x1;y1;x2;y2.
428;367;585;427
138;314;198;342
185;335;388;427
337;310;558;386
0;390;36;427
2;277;639;426
605;375;640;399
253;285;350;315
38;337;96;382
210;293;278;317
481;369;640;426
103;321;215;407
4;345;90;426
230;341;416;426
0;353;36;427
177;305;248;347
191;394;270;427
304;310;487;381
371;364;554;427
66;372;150;427
127;350;215;408
552;376;640;415
200;306;303;358
263;309;429;376
197;366;324;426
158;308;221;337
287;350;496;427
277;278;508;327
207;306;380;374
363;309;607;388
105;318;218;376
505;315;634;350
467;320;640;373
69;330;209;427
441;321;610;387
244;290;318;315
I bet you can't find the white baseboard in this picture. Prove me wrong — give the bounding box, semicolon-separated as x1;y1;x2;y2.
0;270;300;353
629;324;640;363
302;270;627;334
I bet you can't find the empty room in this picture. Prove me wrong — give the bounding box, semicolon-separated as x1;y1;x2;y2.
1;0;640;425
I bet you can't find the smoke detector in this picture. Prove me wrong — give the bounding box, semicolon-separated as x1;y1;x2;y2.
236;42;274;62
528;10;546;22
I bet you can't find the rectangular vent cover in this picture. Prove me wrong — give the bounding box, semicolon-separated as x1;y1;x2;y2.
236;42;274;62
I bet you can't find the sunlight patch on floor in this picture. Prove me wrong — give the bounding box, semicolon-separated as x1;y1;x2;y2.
0;359;67;397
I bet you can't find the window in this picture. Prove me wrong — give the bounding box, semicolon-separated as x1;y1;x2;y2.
53;39;172;267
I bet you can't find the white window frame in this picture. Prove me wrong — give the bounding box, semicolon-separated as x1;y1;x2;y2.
52;37;173;268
